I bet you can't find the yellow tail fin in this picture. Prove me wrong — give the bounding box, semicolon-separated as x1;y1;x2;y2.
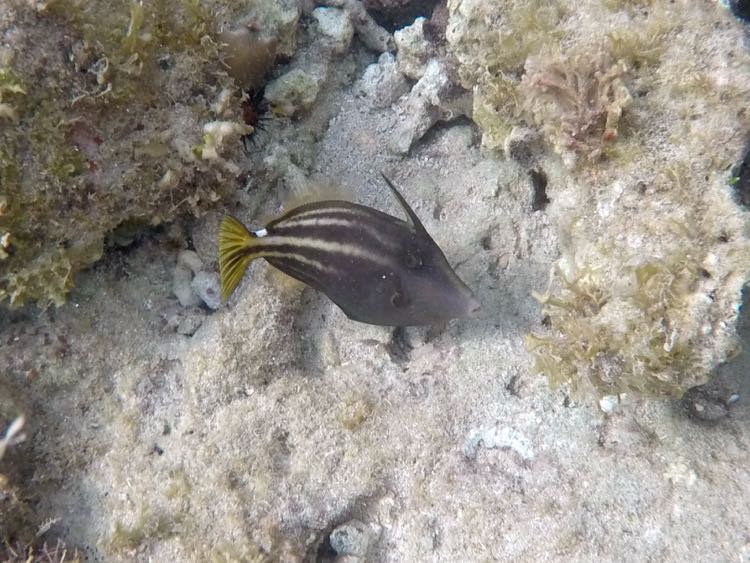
219;216;258;302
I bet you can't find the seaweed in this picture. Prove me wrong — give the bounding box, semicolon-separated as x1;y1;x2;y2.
527;239;744;398
521;53;632;162
447;0;567;149
0;0;266;308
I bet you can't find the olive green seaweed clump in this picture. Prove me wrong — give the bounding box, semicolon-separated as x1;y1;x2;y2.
446;0;568;150
0;0;295;308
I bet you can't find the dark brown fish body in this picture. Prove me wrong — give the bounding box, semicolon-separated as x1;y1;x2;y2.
219;175;480;326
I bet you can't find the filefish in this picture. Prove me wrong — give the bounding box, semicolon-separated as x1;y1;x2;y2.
218;174;481;326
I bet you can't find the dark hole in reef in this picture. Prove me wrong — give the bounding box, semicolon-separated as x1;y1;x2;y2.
105;219;162;252
157;54;173;70
732;139;750;208
365;0;442;32
729;0;750;22
529;168;550;211
315;535;338;562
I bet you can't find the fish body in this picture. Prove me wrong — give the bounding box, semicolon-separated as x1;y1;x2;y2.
219;175;480;326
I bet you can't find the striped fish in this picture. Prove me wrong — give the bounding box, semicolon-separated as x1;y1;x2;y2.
219;174;480;326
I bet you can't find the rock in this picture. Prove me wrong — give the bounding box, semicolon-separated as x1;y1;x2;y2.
173;265;201;308
329;519;372;558
358;52;410;107
729;0;750;22
163;301;206;336
447;0;750;396
177;250;204;275
394;17;432;80
0;0;247;308
265;68;324;116
599;395;620;414
200;121;252;167
436;123;474;150
233;0;301;57
389;58;466;154
313;7;354;54
423;0;448;43
684;398;729;422
191;271;222;310
319;0;393;52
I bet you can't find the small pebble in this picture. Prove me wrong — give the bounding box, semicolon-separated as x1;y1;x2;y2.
329;519;372;558
394;17;432;80
358;52;410;108
265;68;323;116
173;265;201;308
191;271;222;310
313;7;354;53
599;395;620;414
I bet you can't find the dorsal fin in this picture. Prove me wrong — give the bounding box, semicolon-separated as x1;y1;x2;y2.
380;173;427;233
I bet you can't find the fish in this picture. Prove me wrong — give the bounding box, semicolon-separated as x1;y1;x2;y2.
218;174;481;326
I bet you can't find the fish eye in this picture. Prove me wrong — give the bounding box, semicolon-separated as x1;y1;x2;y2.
405;248;423;269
